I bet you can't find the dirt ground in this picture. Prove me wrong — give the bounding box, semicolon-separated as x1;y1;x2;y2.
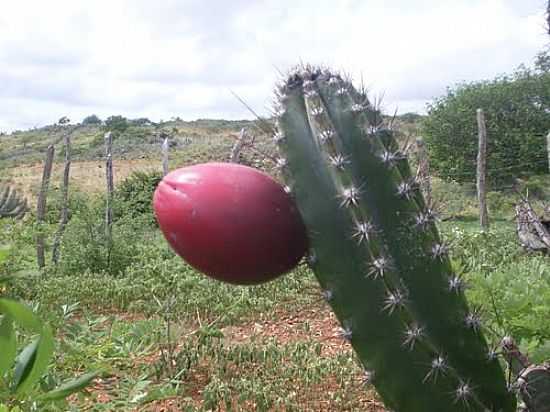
4;159;163;205
79;304;386;412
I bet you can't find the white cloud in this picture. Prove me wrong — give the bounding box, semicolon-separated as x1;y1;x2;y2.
0;0;547;132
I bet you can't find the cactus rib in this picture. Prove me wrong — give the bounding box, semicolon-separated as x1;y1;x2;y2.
274;66;515;412
0;185;28;219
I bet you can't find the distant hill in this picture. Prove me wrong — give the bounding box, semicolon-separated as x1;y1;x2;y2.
0;114;423;170
0;114;423;204
0;119;268;169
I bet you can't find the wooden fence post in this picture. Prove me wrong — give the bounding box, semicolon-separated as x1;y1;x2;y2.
104;132;114;270
162;137;169;176
52;133;72;264
36;144;55;268
415;137;432;207
546;131;550;173
476;109;489;230
229;128;247;163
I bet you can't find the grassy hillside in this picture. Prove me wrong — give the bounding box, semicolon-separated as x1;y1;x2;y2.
1;115;422;205
1;118;280;203
0;119;261;167
0;115;422;166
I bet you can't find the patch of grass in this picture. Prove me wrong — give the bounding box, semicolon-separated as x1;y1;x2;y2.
443;222;550;363
10;260;317;327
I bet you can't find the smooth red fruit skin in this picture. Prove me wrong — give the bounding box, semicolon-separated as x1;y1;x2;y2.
153;162;308;285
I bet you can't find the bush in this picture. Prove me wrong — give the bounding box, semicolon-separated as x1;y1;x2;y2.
113;170;163;225
444;224;550;362
57;195;149;277
44;187;90;225
422;65;550;185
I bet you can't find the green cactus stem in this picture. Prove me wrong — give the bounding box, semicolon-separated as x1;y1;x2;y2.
274;66;516;411
0;185;28;219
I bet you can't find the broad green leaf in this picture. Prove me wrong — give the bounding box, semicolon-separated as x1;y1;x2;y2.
0;316;16;376
13;339;39;391
39;371;98;401
14;325;54;395
0;299;42;332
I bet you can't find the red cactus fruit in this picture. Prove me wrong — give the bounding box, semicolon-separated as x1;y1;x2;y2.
153;162;308;285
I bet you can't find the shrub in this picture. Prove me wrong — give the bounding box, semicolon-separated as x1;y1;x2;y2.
57;195;148;276
113;170;163;225
444;224;550;362
422;66;550;185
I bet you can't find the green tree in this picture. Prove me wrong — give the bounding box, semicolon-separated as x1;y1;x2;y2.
57;116;70;125
104;115;129;136
422;65;550;185
130;117;152;126
82;114;102;125
535;48;550;73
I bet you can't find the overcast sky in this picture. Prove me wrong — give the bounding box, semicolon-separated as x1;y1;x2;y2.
0;0;547;132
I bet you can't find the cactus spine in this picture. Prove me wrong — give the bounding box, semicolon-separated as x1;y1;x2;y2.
274;66;516;411
0;185;27;219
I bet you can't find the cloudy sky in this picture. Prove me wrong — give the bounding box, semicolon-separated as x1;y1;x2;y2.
0;0;547;132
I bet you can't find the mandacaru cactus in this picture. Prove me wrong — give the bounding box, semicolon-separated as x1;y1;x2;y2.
0;185;28;219
272;66;516;411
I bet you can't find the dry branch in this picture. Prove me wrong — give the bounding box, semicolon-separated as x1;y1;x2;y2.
515;197;550;253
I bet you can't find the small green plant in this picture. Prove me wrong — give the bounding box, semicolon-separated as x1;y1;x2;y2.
0;252;96;410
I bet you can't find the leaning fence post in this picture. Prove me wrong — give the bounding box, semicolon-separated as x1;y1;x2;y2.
476;109;489;231
36;144;55;268
52;132;72;264
229;128;247;163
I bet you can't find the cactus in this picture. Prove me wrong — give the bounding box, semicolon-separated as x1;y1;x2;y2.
273;66;516;411
0;185;28;219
